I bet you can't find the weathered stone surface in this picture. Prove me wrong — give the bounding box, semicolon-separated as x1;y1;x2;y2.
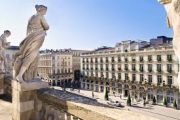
12;80;48;120
0;73;4;95
12;79;48;92
37;89;158;120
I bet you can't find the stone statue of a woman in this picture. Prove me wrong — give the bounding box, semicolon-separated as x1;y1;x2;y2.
0;30;11;73
14;5;49;83
159;0;180;90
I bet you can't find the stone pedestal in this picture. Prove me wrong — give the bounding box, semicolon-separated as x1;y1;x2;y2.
0;73;4;95
12;79;48;120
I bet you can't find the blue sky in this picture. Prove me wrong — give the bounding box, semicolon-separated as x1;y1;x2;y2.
0;0;172;50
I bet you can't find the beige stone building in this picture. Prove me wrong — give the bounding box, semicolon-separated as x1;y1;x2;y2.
38;49;88;87
81;36;180;107
38;50;53;81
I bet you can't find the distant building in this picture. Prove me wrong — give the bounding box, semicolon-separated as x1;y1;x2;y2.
150;36;172;46
38;49;89;88
81;36;180;108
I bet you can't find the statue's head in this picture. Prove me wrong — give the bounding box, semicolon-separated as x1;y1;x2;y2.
35;5;47;15
4;30;11;38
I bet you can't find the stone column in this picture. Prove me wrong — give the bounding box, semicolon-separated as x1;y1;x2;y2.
58;111;66;120
0;73;4;94
72;116;79;120
12;79;48;120
65;113;73;120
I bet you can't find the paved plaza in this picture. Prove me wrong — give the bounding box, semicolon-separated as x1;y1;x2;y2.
54;87;180;120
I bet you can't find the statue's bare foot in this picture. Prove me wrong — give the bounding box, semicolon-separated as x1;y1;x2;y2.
16;75;24;83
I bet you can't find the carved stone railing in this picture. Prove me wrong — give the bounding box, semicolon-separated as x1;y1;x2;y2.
36;88;158;120
3;76;157;120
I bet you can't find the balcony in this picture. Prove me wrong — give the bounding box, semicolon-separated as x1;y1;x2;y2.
125;68;128;71
132;68;136;71
148;58;152;62
157;69;162;73
148;69;152;72
167;69;172;73
139;69;144;72
167;58;173;62
111;60;115;63
157;58;161;62
132;59;136;62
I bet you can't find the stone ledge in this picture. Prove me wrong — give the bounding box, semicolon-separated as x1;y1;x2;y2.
37;89;159;120
12;79;48;92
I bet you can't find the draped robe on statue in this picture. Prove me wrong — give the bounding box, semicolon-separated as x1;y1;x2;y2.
14;14;49;81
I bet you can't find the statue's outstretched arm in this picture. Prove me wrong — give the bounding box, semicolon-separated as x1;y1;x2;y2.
41;16;49;31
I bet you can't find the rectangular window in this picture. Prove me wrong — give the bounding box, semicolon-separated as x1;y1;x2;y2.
125;64;128;71
167;64;172;73
157;75;162;84
125;57;128;62
112;64;115;71
118;56;121;62
167;54;172;62
118;73;121;79
106;57;108;63
100;57;103;63
106;64;108;71
132;74;136;81
148;55;152;62
140;74;144;82
106;72;109;78
118;65;121;71
167;76;173;85
157;55;161;62
132;58;136;62
132;64;136;71
125;73;129;80
100;64;103;71
139;64;144;72
148;64;152;72
139;56;144;62
157;64;161;72
148;75;152;83
111;57;114;62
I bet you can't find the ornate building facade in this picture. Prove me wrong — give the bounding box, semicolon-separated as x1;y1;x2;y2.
80;36;180;107
38;49;88;88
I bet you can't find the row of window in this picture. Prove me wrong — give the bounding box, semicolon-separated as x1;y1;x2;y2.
83;64;175;73
82;55;173;63
53;68;72;74
84;72;173;86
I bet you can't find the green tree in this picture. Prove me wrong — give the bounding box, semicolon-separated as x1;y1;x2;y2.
163;97;168;107
104;88;109;100
173;100;177;109
152;96;156;105
127;94;131;106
